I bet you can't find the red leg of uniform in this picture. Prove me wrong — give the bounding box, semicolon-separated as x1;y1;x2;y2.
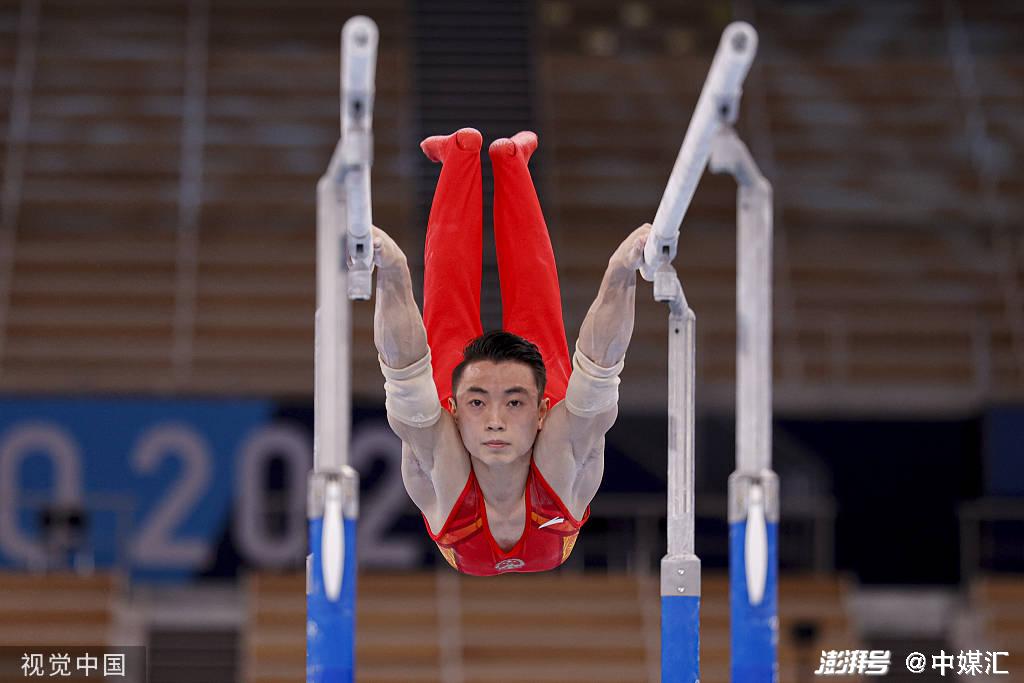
489;131;571;405
421;128;485;409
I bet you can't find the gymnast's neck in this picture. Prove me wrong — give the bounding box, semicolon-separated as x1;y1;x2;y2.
471;450;532;514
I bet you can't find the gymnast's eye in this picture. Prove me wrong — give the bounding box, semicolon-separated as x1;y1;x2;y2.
508;400;522;408
469;399;483;407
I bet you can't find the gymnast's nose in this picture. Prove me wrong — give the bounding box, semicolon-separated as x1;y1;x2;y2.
486;409;505;431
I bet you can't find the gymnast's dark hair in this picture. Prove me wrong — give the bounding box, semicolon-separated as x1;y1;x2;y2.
451;330;546;402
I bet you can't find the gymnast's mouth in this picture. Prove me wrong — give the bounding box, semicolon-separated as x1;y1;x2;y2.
483;440;509;447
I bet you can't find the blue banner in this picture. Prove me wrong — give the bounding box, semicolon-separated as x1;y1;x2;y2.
0;397;272;580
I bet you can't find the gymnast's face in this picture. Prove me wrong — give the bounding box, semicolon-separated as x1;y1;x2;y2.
448;360;549;464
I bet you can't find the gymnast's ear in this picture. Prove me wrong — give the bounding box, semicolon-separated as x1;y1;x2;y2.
537;396;550;428
447;396;457;415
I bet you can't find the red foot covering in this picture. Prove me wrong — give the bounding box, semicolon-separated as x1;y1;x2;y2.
424;457;590;575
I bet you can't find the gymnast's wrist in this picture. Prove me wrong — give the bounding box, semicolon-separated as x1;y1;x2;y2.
376;254;409;277
605;256;639;283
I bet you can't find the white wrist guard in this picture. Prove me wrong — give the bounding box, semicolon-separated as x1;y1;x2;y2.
564;342;624;418
379;350;443;428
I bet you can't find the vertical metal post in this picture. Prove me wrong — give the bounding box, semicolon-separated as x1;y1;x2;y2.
307;16;377;683
710;127;778;683
658;269;701;683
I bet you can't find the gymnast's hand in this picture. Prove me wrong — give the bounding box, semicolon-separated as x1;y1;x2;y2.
371;226;407;271
609;223;652;273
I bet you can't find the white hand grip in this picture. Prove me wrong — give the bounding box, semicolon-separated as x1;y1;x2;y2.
744;483;768;606
322;479;344;602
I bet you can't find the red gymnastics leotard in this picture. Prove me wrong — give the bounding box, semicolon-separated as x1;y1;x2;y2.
424;456;589;576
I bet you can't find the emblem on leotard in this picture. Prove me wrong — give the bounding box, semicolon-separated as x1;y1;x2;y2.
494;558;525;572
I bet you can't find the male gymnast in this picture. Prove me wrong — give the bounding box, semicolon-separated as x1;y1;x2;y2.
371;127;650;575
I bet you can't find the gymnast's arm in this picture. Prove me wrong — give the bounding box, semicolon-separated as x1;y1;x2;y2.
371;227;465;527
575;223;649;372
372;226;429;370
535;224;650;513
